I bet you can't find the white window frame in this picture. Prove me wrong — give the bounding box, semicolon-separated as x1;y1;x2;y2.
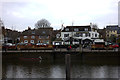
85;28;88;31
65;28;69;31
30;40;34;43
31;36;35;39
46;40;49;44
74;28;79;31
24;36;27;39
24;40;28;43
64;34;69;37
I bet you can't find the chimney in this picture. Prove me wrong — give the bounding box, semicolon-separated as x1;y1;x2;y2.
28;26;31;30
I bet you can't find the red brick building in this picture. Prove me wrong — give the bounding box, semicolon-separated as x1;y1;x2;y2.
19;27;53;45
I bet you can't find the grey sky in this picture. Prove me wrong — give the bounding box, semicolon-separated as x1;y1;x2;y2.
1;0;119;31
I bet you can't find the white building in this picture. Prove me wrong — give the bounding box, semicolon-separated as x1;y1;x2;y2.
61;25;99;45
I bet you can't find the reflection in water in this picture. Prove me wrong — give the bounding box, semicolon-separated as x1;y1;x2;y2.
2;56;120;78
50;66;65;78
71;65;118;78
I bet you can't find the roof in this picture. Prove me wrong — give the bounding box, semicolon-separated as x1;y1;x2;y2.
106;25;119;30
62;26;91;32
106;25;120;34
117;27;120;34
20;28;53;36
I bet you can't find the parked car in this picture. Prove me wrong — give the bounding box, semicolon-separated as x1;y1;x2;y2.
36;43;48;47
111;43;119;48
36;43;43;45
105;42;113;50
2;43;16;50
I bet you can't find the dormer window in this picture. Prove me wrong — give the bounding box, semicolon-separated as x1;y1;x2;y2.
65;28;69;31
85;28;88;31
74;28;79;31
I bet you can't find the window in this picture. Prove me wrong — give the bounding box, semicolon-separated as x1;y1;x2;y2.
39;36;48;39
39;36;41;39
42;31;46;34
56;34;60;38
31;36;35;39
46;40;49;44
24;40;28;43
74;33;83;37
32;31;35;34
88;33;90;37
43;40;46;44
46;35;49;39
74;28;79;31
83;33;85;37
65;28;69;31
24;36;27;39
85;33;88;37
92;33;94;37
64;34;69;37
30;40;34;43
85;28;88;31
38;40;41;43
42;40;49;44
79;33;83;37
112;31;114;33
74;33;79;37
95;34;97;37
115;30;117;33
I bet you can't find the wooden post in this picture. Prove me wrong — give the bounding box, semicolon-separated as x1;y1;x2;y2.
65;54;71;80
79;44;82;53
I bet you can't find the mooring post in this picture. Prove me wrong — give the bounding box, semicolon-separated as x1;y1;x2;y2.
65;54;71;80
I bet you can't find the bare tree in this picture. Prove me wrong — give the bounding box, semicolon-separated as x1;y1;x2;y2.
35;19;51;29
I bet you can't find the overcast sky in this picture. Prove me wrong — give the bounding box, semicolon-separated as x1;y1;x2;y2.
0;0;119;31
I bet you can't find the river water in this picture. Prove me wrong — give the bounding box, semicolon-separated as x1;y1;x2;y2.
2;53;120;79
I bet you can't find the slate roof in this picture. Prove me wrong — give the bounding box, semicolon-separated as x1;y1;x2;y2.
106;25;119;31
62;26;91;32
106;25;120;34
21;28;53;36
117;27;120;34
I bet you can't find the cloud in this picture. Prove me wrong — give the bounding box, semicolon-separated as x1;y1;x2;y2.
12;12;25;18
1;0;119;31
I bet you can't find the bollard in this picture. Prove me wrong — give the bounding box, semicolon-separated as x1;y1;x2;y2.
65;54;71;80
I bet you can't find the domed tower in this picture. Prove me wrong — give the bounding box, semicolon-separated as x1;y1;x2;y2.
35;19;51;29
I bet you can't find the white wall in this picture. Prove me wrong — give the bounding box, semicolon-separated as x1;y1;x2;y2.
61;31;99;40
61;32;76;40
